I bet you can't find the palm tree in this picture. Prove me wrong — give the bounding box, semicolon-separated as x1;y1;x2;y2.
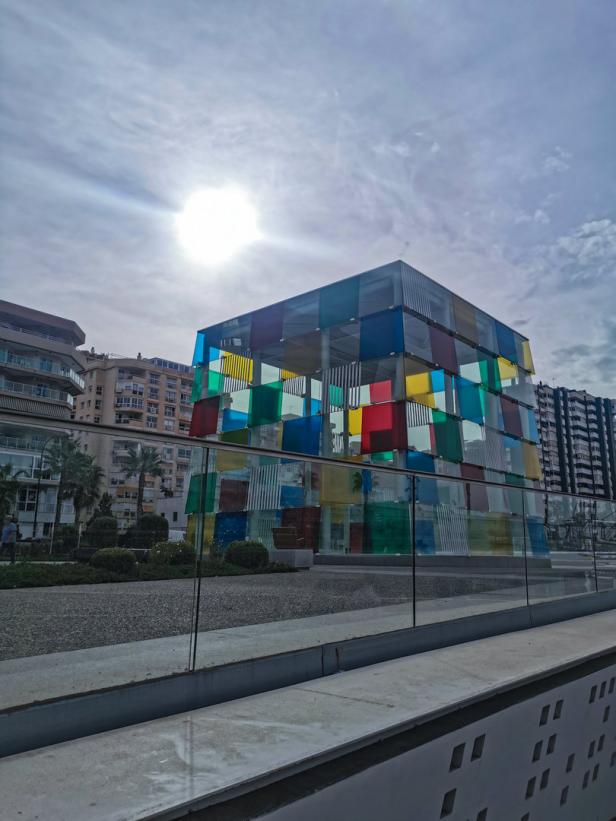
72;456;104;525
122;446;164;521
0;464;25;521
45;437;85;531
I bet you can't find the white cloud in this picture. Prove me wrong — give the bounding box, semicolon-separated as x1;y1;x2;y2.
542;146;572;174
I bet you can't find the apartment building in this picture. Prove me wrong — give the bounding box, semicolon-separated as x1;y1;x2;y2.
77;353;194;530
0;300;86;536
535;382;616;499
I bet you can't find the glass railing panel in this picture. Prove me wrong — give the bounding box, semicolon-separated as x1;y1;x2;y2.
415;476;528;625
525;490;597;603
0;420;197;710
594;498;616;592
191;446;414;670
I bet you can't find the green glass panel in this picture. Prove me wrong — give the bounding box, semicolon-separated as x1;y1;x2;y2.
207;369;225;397
328;383;344;409
478;356;501;392
365;501;411;554
191;366;203;402
432;410;463;462
372;451;394;462
185;473;216;514
220;428;250;445
248;381;283;427
319;277;360;329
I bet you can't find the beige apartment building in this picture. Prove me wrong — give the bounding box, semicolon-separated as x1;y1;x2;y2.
0;300;86;536
76;352;194;531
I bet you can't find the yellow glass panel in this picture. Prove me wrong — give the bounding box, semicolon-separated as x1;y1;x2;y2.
216;450;247;472
497;357;518;381
321;464;361;504
281;368;298;380
522;340;535;374
523;443;542;480
222;352;253;381
348;407;362;436
406;372;436;408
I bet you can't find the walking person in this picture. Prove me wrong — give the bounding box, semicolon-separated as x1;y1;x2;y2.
1;516;18;564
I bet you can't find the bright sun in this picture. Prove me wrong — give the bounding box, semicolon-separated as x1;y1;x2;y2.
176;186;260;265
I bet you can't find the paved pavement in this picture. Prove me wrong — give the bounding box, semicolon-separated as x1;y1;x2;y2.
3;611;614;821
1;562;606;661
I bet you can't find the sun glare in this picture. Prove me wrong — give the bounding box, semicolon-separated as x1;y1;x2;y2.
176;186;260;265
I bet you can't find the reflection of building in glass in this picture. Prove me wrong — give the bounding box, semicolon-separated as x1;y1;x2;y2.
535;382;616;500
77;353;194;531
187;261;543;555
0;301;86;537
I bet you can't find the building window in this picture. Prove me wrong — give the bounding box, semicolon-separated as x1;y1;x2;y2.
94;416;101;424
165;391;177;403
149;373;160;385
146;415;157;428
96;385;103;395
88;384;93;393
164;406;175;417
80;401;85;409
172;511;178;522
149;388;159;399
163;419;175;431
147;403;158;414
95;400;102;410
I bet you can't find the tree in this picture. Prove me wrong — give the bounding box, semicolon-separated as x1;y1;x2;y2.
93;492;114;519
72;456;104;525
0;464;25;521
122;446;164;521
45;437;101;532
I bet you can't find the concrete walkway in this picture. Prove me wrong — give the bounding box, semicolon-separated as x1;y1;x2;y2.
1;610;614;821
0;588;529;710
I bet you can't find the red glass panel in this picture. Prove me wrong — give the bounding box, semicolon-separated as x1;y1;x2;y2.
361;401;407;453
189;396;220;437
369;380;392;404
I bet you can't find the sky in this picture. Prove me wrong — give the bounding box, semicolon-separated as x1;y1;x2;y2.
1;0;615;395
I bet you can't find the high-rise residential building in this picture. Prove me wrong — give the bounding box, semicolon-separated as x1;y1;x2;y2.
187;260;543;555
77;353;194;530
535;382;616;499
0;300;86;536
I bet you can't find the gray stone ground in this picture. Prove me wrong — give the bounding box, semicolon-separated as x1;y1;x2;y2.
0;569;528;660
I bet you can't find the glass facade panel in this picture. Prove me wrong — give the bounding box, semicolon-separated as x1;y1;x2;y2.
190;261;540;485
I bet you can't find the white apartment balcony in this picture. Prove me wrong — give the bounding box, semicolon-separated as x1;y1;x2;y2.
0;376;74;408
0;433;47;452
0;348;84;392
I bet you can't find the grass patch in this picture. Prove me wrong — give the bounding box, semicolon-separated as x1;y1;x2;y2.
0;560;295;589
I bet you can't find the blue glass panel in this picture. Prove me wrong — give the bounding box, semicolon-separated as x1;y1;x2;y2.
526;408;539;442
417;477;438;505
527;518;549;555
282;415;322;455
192;332;206;366
359;308;404;360
431;369;446;392
495;321;518;362
213;512;247;546
304;397;322;416
280;485;305;508
456;376;484;423
222;408;248;432
407;451;435;473
415;518;436;554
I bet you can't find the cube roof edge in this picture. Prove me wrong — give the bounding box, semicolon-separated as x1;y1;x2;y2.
196;258;529;343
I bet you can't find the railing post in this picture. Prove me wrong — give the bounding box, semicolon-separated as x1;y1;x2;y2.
189;445;210;672
591;499;599;593
411;473;416;628
522;489;530;609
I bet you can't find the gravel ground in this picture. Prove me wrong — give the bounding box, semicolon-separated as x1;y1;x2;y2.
0;570;523;660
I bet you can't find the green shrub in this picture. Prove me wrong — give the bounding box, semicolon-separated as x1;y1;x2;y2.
150;540;196;566
126;513;169;550
55;524;79;550
86;516;118;549
90;547;136;575
224;540;269;569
